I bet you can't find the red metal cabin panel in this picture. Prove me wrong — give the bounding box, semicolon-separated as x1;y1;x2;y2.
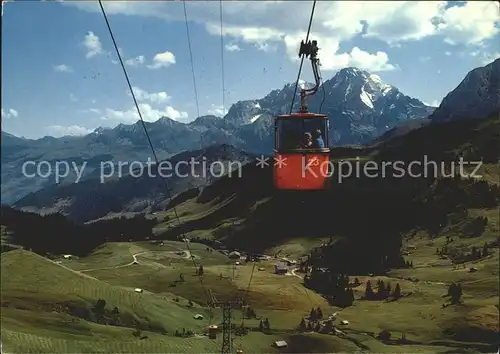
273;153;330;190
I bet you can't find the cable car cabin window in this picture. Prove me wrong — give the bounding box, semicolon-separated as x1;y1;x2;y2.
276;118;328;151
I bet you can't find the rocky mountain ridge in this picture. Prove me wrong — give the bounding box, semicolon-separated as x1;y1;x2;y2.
4;59;498;205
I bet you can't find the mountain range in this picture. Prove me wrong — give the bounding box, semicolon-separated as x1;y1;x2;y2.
2;59;499;206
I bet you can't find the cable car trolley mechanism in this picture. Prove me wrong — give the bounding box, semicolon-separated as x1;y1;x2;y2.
274;39;331;190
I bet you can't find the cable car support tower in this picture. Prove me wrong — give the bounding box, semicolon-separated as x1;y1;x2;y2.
208;290;243;354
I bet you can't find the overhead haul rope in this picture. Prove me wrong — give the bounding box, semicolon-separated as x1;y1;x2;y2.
288;0;317;114
318;65;326;114
183;1;201;119
98;0;213;325
234;261;256;352
219;0;226;116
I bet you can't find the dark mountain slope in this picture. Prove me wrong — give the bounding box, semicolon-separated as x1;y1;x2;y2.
430;58;500;123
13;145;254;223
157;113;500;256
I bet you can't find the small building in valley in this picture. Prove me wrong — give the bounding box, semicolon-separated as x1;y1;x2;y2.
274;262;288;275
274;340;288;348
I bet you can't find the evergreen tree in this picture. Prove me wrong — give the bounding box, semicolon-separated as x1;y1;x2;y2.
307;321;313;331
365;280;375;299
392;283;401;298
314;322;321;332
198;265;204;276
451;283;463;304
447;282;457;297
386;283;392;298
347;288;355;306
482;243;488;257
322;319;333;333
298;318;307;332
316;307;323;319
471;246;478;259
309;307;317;320
258;320;263;332
264;318;270;330
377;280;386;299
92;299;106;322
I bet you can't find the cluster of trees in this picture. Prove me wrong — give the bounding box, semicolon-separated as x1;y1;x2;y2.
88;298;166;334
377;329;408;343
444;282;463;305
462;216;488;237
91;299;117;324
258;318;271;333
471;244;490;259
363;280;402;300
297;307;336;334
244;306;257;319
298;317;334;334
440;242;492;264
1;206;155;256
304;272;355;307
418;178;498;238
174;328;194;337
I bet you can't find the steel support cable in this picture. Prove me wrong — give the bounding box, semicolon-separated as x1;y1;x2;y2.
236;261;256;351
318;65;326;114
288;0;317;114
98;0;212;319
183;0;201;119
219;0;226;116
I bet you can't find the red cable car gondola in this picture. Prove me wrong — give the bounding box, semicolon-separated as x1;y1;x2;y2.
274;40;331;190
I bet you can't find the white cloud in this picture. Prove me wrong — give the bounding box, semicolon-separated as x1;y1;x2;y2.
480;52;500;66
65;1;500;71
53;64;74;73
1;108;18;118
445;51;452;56
83;31;102;58
69;93;78;102
225;43;241;52
125;55;145;66
102;103;188;123
146;51;176;69
79;108;101;114
424;99;440;107
208;104;225;116
130;86;170;104
206;13;397;72
437;1;499;45
419;56;431;62
46;125;92;137
346;47;397;72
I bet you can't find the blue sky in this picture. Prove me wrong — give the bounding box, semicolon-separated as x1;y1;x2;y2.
1;0;499;139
